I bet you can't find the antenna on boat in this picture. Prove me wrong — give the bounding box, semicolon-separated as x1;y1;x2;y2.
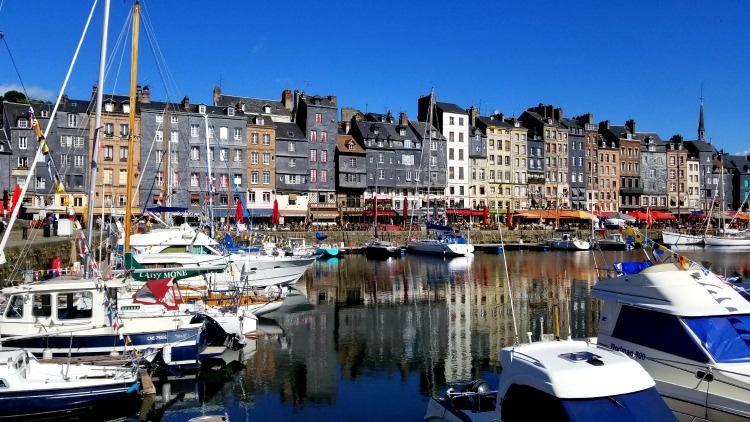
498;226;519;345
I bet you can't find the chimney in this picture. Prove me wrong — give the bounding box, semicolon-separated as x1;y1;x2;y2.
553;107;563;121
625;119;636;134
282;89;293;111
328;95;337;106
140;86;151;104
399;112;408;125
213;86;221;106
182;96;190;111
92;83;98;97
468;105;478;127
546;105;554;120
136;85;142;100
386;110;393;123
61;94;68;107
599;120;610;131
498;113;505;122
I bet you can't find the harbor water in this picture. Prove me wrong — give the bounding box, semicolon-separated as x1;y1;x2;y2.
91;247;750;421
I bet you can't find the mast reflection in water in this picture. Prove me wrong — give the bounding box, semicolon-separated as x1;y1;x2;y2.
124;248;748;421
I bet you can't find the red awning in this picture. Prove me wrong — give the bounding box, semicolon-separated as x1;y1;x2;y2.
446;209;472;216
376;210;398;217
470;210;484;217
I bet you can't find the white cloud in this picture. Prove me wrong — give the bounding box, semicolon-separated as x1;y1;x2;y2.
0;84;55;101
733;147;750;155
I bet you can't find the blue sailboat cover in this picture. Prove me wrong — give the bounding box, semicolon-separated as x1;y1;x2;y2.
426;221;456;232
316;232;328;241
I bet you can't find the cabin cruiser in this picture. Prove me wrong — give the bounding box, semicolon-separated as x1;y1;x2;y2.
425;339;675;421
364;240;402;259
591;258;750;421
545;233;590;251
407;222;474;257
593;233;631;251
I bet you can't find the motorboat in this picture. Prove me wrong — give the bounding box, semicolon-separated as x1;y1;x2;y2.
424;339;675;421
593;233;631;251
545;233;590;251
591;256;750;421
0;349;141;419
406;222;474;257
661;230;704;246
364;240;402;259
0;277;212;370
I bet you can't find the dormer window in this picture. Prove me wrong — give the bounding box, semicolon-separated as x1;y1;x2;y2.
399;128;406;136
105;102;114;112
257;117;265;125
16;118;28;128
40;110;49;118
122;103;130;113
227;107;235;117
373;128;380;135
287;132;294;137
196;104;205;114
263;105;271;114
347;141;355;151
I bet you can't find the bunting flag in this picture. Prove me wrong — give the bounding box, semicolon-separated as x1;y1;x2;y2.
29;107;65;193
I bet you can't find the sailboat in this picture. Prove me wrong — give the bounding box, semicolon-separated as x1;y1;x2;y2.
364;186;401;259
406;89;473;257
704;155;750;246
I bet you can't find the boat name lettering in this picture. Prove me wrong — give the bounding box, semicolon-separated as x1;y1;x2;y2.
610;343;646;361
147;335;168;341
145;270;189;280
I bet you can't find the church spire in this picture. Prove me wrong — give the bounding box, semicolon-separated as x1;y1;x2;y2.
698;94;706;142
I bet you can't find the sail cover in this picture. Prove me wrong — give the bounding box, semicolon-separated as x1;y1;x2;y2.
132;277;183;310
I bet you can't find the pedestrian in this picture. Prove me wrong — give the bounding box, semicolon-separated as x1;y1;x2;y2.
51;256;62;278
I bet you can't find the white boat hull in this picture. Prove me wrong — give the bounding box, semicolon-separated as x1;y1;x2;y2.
704;236;750;246
406;240;473;256
661;231;704;246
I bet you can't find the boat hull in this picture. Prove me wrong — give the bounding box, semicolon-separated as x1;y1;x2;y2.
661;231;704;246
546;240;591;250
704;236;750;246
406;240;472;257
0;382;140;419
364;243;402;259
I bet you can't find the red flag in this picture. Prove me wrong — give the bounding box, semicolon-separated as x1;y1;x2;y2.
8;184;21;214
235;200;244;224
646;207;654;228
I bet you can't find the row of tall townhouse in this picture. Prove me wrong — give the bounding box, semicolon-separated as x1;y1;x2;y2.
3;90;749;223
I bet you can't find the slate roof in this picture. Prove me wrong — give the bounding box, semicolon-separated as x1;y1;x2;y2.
275;122;305;141
300;94;336;108
476;115;513;131
683;140;717;154
560;117;582;131
435;101;466;115
215;94;292;119
728;155;750;174
140;100;244;117
408;120;445;141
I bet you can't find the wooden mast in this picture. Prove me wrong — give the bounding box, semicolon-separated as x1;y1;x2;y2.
161;106;168;221
123;1;139;253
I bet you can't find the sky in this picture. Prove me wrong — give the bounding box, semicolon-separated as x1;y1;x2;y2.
1;0;749;154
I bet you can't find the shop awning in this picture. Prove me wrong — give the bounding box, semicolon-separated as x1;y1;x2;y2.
245;208;274;217
446;209;472;216
280;209;307;217
375;210;398;217
310;211;339;219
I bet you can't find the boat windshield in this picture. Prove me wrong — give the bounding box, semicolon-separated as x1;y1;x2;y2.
0;293;9;315
683;314;750;363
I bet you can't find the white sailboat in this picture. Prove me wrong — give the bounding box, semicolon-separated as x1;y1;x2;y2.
704;156;750;246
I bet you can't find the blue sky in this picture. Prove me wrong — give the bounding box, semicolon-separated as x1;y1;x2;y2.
2;0;749;154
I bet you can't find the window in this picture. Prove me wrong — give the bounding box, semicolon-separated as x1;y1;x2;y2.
251;152;259;164
155;171;163;185
285;175;300;184
120;124;129;137
234;128;242;140
288;143;296;152
263;172;270;184
190;173;199;187
170;115;178;124
379;169;385;180
220;174;228;188
170;150;178;164
321;170;328;183
262;134;270;145
170;131;179;143
119;169;127;186
263;152;270;165
122;103;130;113
310;150;317;162
35;177;45;189
73;136;84;147
155;130;163;142
251;133;259;145
104;123;113;136
220;127;228;140
208;126;215;138
32;294;52;317
56;292;93;320
315;113;322;124
234;174;242;186
431;141;437;151
18;136;27;150
234;149;242;162
60;154;70;166
349;158;357;168
156;114;164;123
449;116;455;125
103;169;113;185
310;169;317;183
191;124;200;138
289;158;296;167
5;295;23;319
119;146;128;162
321;150;328;163
68;114;78;127
402;154;414;166
74;156;84;167
262;192;271;203
118;195;126;207
321;132;328;143
220;149;228;162
310;131;317;142
190;146;200;161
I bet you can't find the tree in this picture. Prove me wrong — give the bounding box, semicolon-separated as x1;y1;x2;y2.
1;90;28;103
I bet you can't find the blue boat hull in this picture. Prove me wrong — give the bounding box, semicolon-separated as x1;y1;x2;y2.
0;326;207;370
315;248;339;257
0;382;140;419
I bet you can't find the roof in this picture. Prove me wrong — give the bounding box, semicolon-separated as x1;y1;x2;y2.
435;101;466;115
476;115;513;131
408;120;445;142
215;94;292;119
683;140;717;154
299;94;336;108
336;133;365;155
728;155;750;173
274;122;306;140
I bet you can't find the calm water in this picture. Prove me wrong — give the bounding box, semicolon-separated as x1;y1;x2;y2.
103;247;750;421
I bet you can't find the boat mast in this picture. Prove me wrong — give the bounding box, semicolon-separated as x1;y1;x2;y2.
84;0;110;278
161;106;169;221
123;1;140;254
204;114;214;238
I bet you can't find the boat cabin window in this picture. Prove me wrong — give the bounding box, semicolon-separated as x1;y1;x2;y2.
683;314;750;363
56;292;93;320
0;293;9;316
501;384;568;420
612;306;709;362
5;295;24;319
32;294;52;317
0;379;8;389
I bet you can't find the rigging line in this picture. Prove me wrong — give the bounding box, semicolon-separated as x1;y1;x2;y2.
138;5;180;106
104;11;132;97
132;119;164;208
498;227;519;345
0;33;32;103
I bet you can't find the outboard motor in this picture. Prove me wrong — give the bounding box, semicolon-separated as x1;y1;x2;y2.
447;379;497;412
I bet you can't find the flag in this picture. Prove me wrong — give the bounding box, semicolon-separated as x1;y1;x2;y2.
235;200;244;224
9;184;20;213
646;207;654;228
